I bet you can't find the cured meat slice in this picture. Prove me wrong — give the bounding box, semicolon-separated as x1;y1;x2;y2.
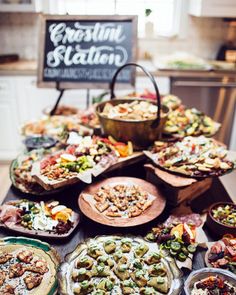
211;242;223;254
164;214;202;228
226;246;236;257
0;205;22;227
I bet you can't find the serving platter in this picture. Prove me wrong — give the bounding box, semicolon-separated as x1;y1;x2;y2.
58;235;183;295
163;106;221;139
0;220;80;240
32;145;143;191
0;200;80;239
144;136;235;179
21;115;93;141
79;177;166;227
144;151;233;180
205;237;236;274
0;236;60;295
31;137;120;190
184;268;236;295
9;159;63;196
145;211;208;271
9;149;63;196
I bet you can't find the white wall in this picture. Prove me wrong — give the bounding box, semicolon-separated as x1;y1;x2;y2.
0;12;228;61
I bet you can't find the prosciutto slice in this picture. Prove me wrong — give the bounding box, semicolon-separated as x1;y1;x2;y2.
0;204;22;227
164;213;202;228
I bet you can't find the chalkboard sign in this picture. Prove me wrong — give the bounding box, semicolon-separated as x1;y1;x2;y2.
38;15;137;89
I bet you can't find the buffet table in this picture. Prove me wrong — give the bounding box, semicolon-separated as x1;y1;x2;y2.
1;161;234;294
1;64;236;294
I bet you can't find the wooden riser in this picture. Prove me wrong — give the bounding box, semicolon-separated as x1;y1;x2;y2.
145;164;213;206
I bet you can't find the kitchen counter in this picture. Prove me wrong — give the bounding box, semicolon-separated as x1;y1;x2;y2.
154;68;236;79
0;60;236;79
0;60;37;75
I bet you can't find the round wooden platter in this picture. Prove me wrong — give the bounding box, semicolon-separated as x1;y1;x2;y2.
78;177;166;227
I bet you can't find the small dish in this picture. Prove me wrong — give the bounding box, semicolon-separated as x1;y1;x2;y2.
206;202;236;237
205;237;236;274
184;268;236;295
24;135;57;150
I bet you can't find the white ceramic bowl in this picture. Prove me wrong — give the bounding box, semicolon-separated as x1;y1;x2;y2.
184;267;236;295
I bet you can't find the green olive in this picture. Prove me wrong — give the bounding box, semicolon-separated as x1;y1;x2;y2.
32;208;40;214
28;202;35;209
21;221;28;227
22;214;31;222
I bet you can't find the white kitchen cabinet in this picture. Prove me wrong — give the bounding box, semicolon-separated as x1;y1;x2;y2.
189;0;236;17
230;97;236;151
17;76;58;124
18;77;88;124
0;101;20;153
0;79;21;160
0;75;95;161
0;0;42;12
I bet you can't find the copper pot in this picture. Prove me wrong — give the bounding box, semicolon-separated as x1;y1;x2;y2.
96;63;169;150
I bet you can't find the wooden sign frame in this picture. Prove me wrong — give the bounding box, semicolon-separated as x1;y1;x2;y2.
37;14;138;89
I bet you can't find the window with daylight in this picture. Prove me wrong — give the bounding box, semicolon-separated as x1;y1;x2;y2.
54;0;182;37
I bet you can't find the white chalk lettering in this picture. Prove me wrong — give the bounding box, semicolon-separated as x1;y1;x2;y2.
49;22;126;46
46;45;128;67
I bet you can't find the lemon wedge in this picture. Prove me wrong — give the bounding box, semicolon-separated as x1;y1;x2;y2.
51;205;67;215
60;153;76;162
55;211;71;222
